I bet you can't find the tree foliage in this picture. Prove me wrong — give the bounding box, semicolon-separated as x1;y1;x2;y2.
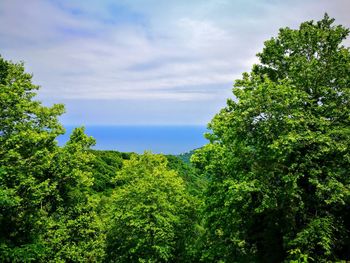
0;57;105;262
0;56;64;261
90;150;131;192
192;14;350;262
106;152;199;262
166;154;207;196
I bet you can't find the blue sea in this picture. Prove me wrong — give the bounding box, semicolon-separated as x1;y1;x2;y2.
57;125;208;155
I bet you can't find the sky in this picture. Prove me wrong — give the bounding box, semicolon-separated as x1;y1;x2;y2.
1;0;349;125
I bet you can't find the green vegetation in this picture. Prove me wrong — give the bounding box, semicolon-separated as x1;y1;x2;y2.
105;153;199;262
90;150;131;192
0;58;105;262
192;14;350;262
176;149;197;164
1;14;349;262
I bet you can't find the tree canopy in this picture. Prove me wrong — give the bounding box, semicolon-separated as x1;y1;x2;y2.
192;14;350;262
0;56;105;262
106;152;199;262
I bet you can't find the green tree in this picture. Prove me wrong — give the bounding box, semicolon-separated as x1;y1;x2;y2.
106;152;198;262
0;56;104;262
90;150;130;192
192;15;350;262
0;56;65;261
40;128;106;262
165;154;207;196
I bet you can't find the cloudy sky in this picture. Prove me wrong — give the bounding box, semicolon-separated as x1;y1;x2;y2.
1;0;349;125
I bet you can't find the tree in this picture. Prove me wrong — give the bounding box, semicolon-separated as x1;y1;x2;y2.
0;56;104;262
40;127;106;262
0;56;65;261
90;150;130;192
106;152;198;262
192;15;350;262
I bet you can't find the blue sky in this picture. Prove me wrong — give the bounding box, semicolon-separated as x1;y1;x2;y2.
1;0;349;125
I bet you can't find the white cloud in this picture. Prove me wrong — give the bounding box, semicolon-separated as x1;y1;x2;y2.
1;0;349;124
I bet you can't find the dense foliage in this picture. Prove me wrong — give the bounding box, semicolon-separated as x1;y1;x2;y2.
106;153;199;262
90;150;131;192
192;14;350;262
0;58;105;262
1;14;350;262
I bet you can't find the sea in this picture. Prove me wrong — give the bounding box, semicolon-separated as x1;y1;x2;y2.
57;125;208;155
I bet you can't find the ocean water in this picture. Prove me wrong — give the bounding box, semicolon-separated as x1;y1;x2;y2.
57;125;208;155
